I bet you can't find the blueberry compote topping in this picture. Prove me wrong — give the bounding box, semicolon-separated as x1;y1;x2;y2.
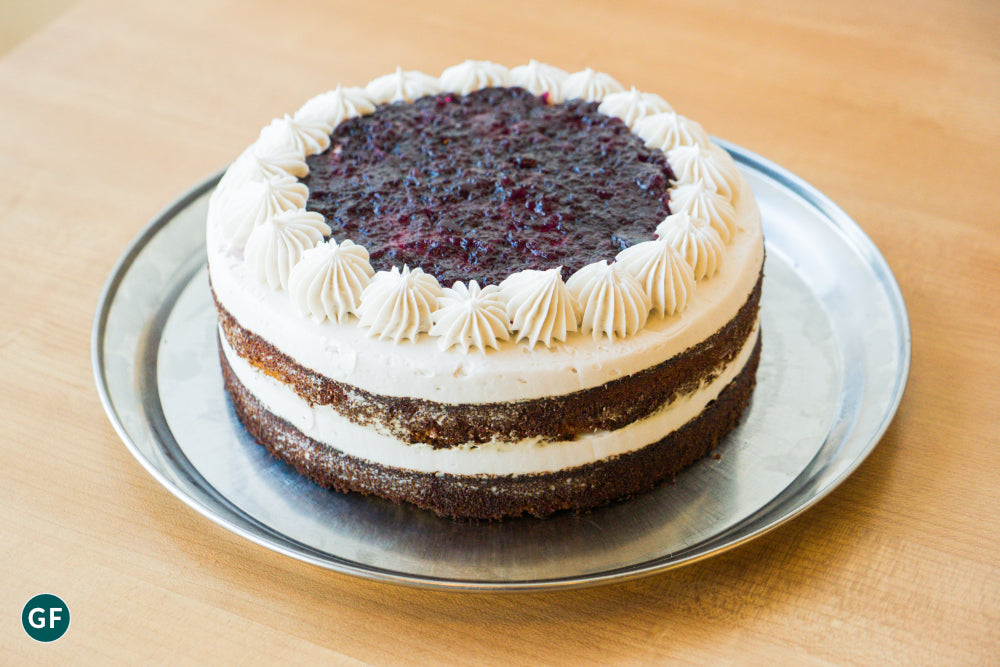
303;86;674;286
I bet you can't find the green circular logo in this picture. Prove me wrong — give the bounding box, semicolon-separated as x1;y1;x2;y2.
21;594;69;642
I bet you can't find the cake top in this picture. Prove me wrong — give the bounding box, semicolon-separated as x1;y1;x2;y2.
303;87;673;286
207;60;748;352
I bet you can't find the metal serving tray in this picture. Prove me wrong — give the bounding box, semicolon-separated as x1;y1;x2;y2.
93;142;909;590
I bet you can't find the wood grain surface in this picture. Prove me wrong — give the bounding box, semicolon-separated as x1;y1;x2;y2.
2;0;998;663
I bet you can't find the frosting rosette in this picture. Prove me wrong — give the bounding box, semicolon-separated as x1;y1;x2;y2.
562;67;625;102
598;87;673;128
429;281;511;353
243;208;330;290
287;239;374;323
439;60;512;95
669;181;738;243
365;67;442;104
212;138;309;203
634;112;712;152
509;60;569;102
655;211;726;281
218;175;309;247
616;239;696;317
499;267;580;349
667;144;740;200
357;265;443;343
257;114;331;157
566;261;651;340
294;84;376;132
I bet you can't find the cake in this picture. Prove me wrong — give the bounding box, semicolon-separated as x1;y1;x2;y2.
207;61;764;519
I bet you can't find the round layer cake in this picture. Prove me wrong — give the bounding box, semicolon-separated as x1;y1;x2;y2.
207;61;765;519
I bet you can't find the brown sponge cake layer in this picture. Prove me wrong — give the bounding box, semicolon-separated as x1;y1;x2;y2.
220;333;761;520
216;270;761;448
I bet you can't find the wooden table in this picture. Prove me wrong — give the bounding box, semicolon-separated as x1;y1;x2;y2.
3;0;998;663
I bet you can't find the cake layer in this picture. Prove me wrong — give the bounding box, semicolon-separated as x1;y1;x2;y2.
216;270;761;446
220;324;759;475
221;332;761;519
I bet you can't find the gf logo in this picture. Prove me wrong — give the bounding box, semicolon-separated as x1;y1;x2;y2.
21;594;70;642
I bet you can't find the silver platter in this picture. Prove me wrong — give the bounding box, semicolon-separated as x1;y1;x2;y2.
93;143;910;591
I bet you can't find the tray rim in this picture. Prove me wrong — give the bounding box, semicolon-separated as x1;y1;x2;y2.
92;140;911;591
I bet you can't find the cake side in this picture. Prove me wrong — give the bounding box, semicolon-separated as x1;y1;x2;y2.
215;269;761;447
221;333;762;519
220;322;759;477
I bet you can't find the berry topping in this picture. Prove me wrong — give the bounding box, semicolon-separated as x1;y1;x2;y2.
304;86;673;285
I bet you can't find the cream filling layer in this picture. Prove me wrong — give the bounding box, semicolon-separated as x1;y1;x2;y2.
222;323;759;476
207;175;762;404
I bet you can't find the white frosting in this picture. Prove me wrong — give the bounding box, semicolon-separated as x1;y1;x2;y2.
365;67;442;103
220;325;759;475
357;266;443;343
217;175;309;248
597;87;673;128
429;281;510;352
244;208;329;290
566;261;651;340
205;130;310;235
294;85;376;130
668;144;740;200
656;211;726;281
670;181;738;243
287;239;374;323
499;268;580;349
509;60;569;102
258;114;330;157
214;140;309;202
439;60;511;95
206;63;766;401
634;112;711;152
615;239;696;317
207;172;762;403
562;68;625;102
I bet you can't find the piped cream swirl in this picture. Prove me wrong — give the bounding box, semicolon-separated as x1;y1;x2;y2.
566;261;651;340
439;60;511;95
216;139;309;198
430;281;511;352
244;209;330;290
598;87;673;128
634;112;712;152
218;175;309;247
499;268;579;349
668;144;740;200
616;239;696;317
365;67;442;103
258;114;331;157
670;181;738;243
294;85;376;131
656;211;725;281
358;266;443;343
287;239;374;323
562;67;625;102
509;60;569;102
